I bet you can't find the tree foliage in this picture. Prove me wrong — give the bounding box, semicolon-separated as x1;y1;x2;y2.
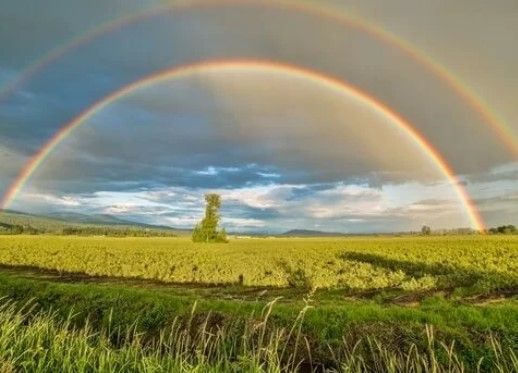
488;225;516;234
421;225;431;235
192;193;227;243
0;222;39;235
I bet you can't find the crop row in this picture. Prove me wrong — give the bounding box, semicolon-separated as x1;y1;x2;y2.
0;235;515;291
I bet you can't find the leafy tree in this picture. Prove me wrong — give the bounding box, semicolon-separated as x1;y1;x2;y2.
421;225;431;235
192;193;228;243
489;225;516;234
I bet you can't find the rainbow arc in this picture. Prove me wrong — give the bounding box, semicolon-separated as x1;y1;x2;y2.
0;0;515;156
0;60;486;230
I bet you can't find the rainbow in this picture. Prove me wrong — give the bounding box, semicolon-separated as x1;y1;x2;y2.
0;60;486;230
0;0;516;157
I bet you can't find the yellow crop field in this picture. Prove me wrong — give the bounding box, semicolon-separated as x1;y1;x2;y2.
0;235;516;291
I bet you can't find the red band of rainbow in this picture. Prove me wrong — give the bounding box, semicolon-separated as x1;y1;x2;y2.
1;0;516;157
0;60;486;230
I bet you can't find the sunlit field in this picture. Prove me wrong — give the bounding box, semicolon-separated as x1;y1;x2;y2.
0;235;515;291
0;235;516;371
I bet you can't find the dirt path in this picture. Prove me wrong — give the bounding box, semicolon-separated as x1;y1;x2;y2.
0;264;515;305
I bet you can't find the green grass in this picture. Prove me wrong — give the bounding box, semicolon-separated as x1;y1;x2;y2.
0;269;516;371
0;295;515;372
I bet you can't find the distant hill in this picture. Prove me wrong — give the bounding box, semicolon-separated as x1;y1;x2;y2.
0;210;190;236
46;212;136;225
281;229;347;237
45;211;177;230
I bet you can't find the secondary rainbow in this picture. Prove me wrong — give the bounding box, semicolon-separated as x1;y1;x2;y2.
0;0;516;157
0;59;486;230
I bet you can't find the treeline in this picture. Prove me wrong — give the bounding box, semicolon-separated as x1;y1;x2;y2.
415;226;478;236
0;223;40;235
487;225;516;234
416;225;518;236
61;227;177;237
0;223;176;237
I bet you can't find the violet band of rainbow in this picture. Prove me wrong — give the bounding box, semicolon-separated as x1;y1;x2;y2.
0;0;515;157
0;59;486;230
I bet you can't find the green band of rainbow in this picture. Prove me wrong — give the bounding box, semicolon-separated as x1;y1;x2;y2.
1;0;516;157
0;59;486;230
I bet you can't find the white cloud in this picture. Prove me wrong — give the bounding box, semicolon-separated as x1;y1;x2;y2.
103;204;139;214
218;184;298;209
257;172;281;178
20;192;83;207
194;166;218;176
163;215;199;227
221;217;266;228
194;166;241;176
10;178;482;232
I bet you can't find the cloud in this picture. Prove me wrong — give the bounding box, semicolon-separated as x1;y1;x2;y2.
104;204;140;215
466;162;518;184
194;166;242;176
1;0;517;230
257;172;281;179
19;192;83;207
19;71;456;201
11;177;478;232
1;1;513;175
221;217;266;229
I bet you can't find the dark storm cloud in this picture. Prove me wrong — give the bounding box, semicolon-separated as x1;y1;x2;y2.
473;192;518;227
1;1;513;169
465;163;518;184
19;72;435;195
285;184;338;200
0;0;159;68
475;193;518;207
222;203;281;221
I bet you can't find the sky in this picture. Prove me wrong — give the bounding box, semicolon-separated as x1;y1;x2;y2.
0;0;516;233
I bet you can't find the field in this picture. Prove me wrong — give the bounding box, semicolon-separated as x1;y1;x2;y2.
0;235;516;371
0;235;516;291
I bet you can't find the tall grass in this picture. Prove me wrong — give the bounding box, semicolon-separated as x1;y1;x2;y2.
0;300;515;372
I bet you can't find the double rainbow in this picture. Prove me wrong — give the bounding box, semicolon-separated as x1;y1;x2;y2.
1;0;506;230
0;0;515;156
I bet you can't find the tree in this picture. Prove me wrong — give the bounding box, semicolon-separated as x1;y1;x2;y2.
192;193;228;243
489;225;516;234
421;225;431;235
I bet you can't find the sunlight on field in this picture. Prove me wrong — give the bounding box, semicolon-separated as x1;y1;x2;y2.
0;235;516;291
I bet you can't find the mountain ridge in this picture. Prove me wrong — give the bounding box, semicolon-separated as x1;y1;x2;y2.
0;209;189;234
281;229;347;237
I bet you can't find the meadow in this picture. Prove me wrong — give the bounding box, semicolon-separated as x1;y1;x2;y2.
0;235;516;292
0;298;516;373
0;235;516;372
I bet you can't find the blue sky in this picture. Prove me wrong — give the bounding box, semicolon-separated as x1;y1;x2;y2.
0;0;517;232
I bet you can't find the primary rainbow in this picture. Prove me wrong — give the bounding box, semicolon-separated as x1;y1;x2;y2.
0;59;486;230
0;0;516;157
